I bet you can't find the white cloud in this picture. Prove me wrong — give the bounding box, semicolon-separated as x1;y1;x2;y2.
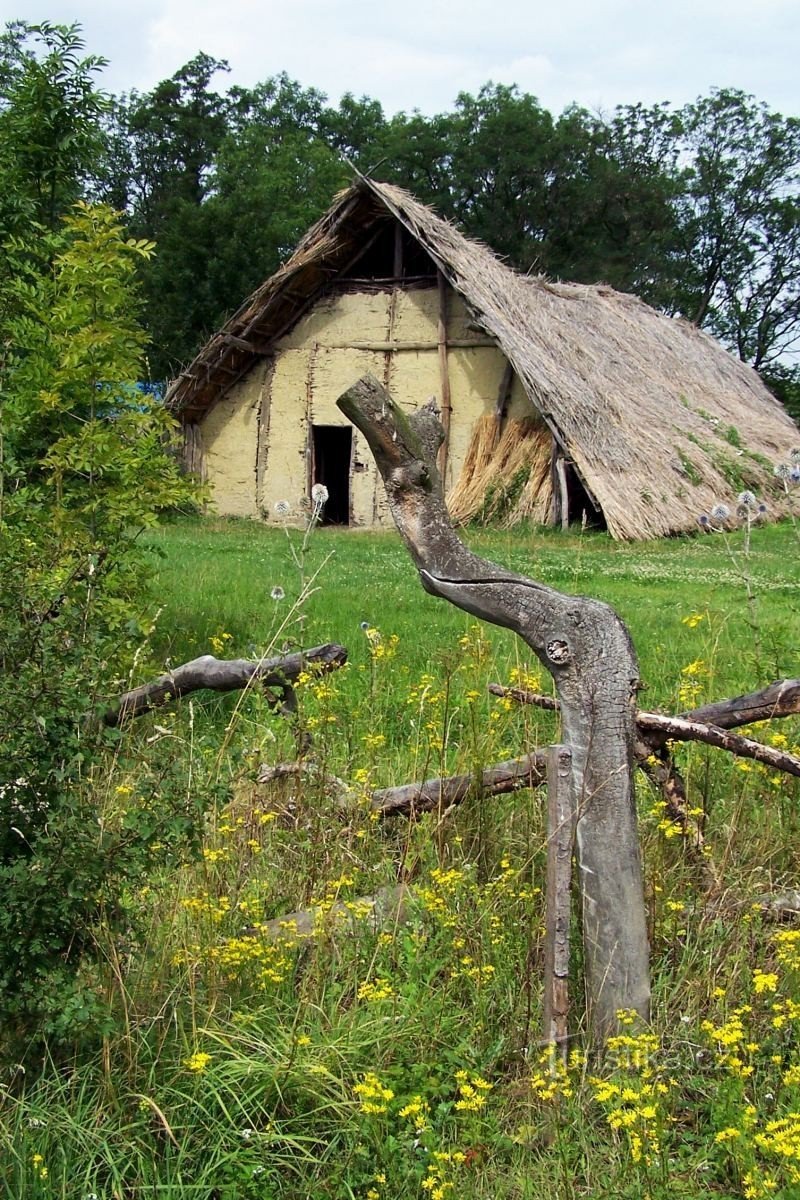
9;0;799;116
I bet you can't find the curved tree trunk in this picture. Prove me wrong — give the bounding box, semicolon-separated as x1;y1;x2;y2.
337;374;649;1042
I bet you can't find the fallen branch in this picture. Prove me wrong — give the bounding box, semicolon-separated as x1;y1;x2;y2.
106;643;348;725
637;711;800;778
488;683;800;777
370;753;546;817
687;679;800;729
256;753;547;826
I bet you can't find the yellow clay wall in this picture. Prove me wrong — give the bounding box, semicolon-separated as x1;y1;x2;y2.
199;285;535;526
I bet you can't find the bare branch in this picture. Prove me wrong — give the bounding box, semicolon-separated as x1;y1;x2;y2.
684;679;800;729
106;643;348;725
370;753;546;817
488;683;800;777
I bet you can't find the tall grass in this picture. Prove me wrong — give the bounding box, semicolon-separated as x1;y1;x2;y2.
2;518;799;1199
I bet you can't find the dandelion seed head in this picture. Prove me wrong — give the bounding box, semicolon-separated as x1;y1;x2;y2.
270;586;285;602
274;499;291;517
311;483;329;504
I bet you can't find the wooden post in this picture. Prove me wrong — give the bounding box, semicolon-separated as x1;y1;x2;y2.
436;270;452;483
543;744;575;1060
393;223;404;279
493;361;515;449
255;358;274;515
556;456;570;531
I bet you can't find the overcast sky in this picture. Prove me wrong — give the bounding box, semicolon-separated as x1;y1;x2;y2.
5;0;799;117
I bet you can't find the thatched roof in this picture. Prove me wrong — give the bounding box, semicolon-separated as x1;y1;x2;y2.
168;178;798;540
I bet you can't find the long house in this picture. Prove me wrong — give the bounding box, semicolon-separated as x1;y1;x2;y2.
167;178;798;540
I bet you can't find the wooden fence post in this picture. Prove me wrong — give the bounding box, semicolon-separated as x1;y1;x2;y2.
543;744;576;1060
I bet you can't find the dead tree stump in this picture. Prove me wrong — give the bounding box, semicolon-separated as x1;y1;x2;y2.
338;374;650;1043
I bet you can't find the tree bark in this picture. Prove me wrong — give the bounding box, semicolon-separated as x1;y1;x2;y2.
106;643;348;725
337;373;650;1042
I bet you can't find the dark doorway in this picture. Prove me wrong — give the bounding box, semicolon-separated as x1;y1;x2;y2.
565;461;606;531
312;425;352;525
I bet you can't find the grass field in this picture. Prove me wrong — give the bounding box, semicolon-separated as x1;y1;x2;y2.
2;516;799;1199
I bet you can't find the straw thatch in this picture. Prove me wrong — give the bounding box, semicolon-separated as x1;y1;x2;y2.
168;178;798;540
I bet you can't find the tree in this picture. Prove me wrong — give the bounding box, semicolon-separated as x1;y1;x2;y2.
0;201;202;1051
676;89;800;369
0;21;108;232
0;26;202;1048
543;102;685;304
200;74;347;332
98;54;233;376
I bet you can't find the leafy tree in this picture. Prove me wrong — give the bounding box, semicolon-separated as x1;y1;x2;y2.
543;102;685;303
99;54;233;375
0;202;204;1055
676;89;800;370
0;21;108;231
0;25;203;1051
106;65;347;377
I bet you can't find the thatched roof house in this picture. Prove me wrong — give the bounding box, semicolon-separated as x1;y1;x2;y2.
168;178;797;540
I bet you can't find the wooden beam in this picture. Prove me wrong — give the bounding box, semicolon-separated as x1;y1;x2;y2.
255;359;275;515
322;338;497;352
436;270;453;482
493;360;515;448
556;456;569;531
393;223;404;278
222;332;271;354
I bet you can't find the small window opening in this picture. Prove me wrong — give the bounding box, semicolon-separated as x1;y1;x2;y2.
342;220;437;281
312;425;352;525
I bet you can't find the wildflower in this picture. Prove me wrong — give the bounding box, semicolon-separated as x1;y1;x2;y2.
738;490;757;508
357;977;395;1002
184;1051;212;1073
753;970;779;994
274;499;291;516
353;1071;394;1114
399;1094;431;1131
270;585;285;601
311;483;329;504
791;448;800;462
774;463;792;479
714;1127;743;1143
711;503;731;521
698;513;710;527
681;612;705;628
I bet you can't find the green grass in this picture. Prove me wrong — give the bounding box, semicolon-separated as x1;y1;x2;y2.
3;516;800;1199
